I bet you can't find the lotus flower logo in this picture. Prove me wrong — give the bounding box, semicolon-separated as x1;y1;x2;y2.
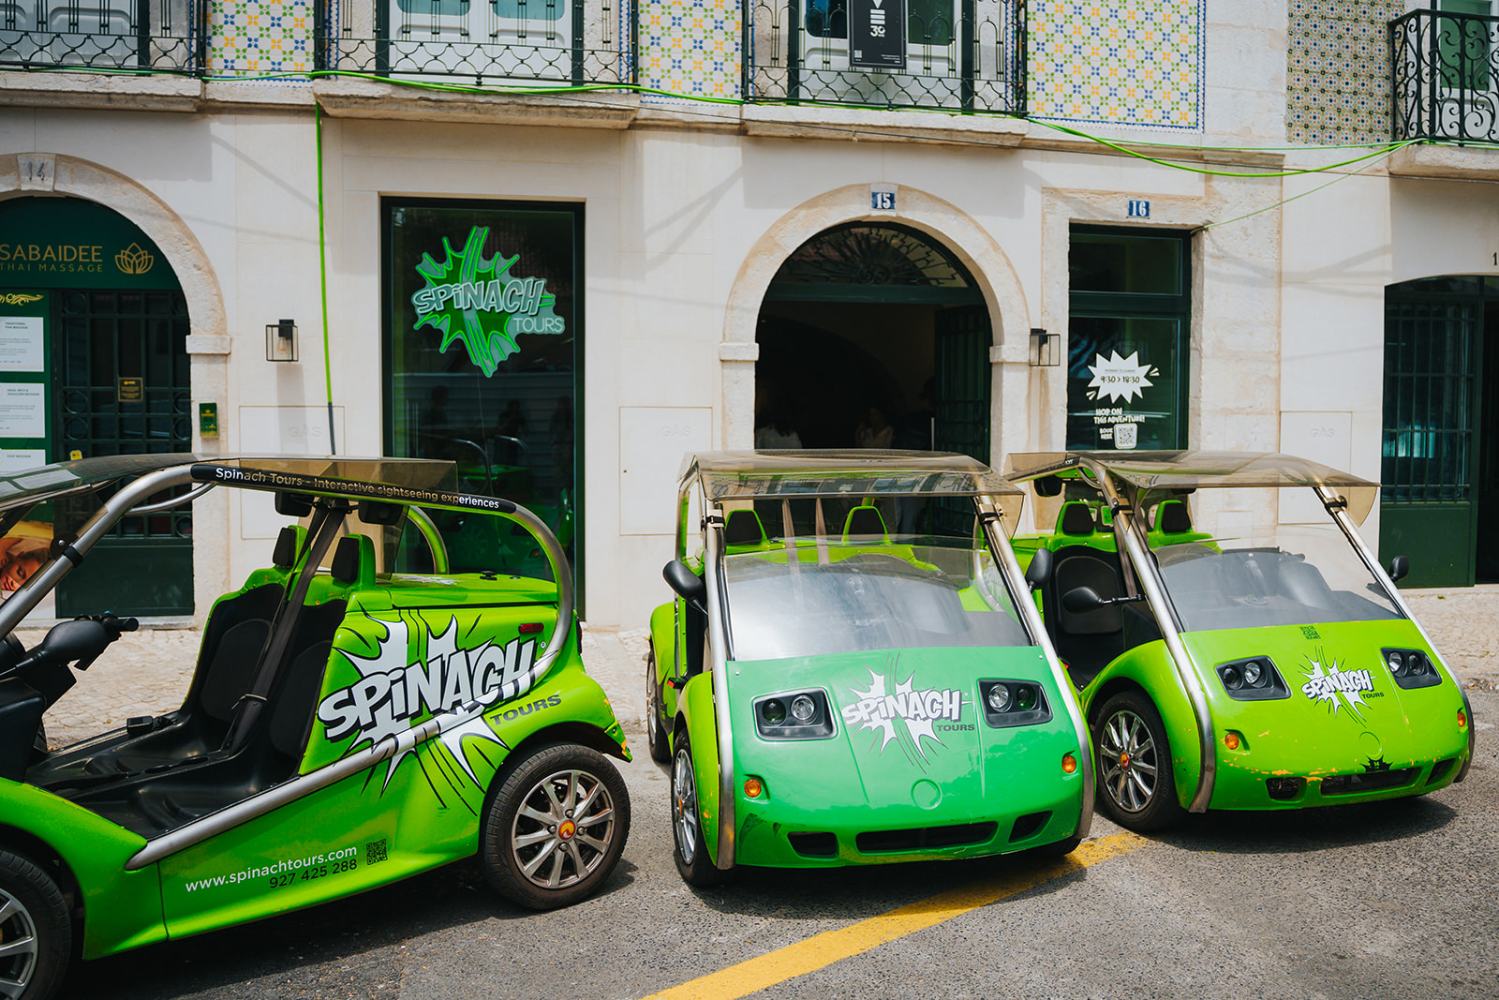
114;243;154;276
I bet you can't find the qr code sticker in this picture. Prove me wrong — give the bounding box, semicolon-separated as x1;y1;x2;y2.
1113;423;1138;450
366;838;389;865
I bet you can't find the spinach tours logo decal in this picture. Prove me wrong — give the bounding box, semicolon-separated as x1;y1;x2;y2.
1300;657;1375;720
842;669;965;767
410;226;564;377
317;615;546;788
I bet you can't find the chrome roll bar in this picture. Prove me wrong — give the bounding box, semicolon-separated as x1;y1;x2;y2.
977;497;1095;838
0;465;198;637
702;511;737;870
1084;460;1217;814
406;505;450;574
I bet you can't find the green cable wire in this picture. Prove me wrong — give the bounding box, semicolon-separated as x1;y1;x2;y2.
314;102;336;454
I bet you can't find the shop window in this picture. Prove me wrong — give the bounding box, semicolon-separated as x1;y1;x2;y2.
383;199;580;582
1065;226;1191;452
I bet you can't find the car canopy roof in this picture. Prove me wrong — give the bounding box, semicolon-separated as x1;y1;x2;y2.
680;450;1023;501
0;454;459;516
1006;451;1378;523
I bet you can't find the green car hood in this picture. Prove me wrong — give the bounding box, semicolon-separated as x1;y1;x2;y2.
1181;619;1470;779
726;646;1081;818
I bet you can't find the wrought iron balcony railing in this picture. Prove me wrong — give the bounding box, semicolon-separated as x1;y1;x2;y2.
1392;7;1499;142
745;0;1025;113
320;0;636;87
0;0;200;71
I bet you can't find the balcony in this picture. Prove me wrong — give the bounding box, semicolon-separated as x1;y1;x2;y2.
1392;7;1499;142
745;0;1025;113
321;0;635;87
0;0;199;72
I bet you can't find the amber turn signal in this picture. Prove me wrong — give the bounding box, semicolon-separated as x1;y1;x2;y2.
743;777;763;798
1061;753;1077;774
1458;709;1468;729
1224;731;1241;751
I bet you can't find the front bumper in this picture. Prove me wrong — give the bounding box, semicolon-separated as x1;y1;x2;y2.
1209;740;1471;810
732;778;1083;868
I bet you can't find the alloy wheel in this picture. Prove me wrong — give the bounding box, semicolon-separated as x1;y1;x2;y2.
510;768;617;891
672;748;698;863
1098;708;1159;814
0;886;38;1000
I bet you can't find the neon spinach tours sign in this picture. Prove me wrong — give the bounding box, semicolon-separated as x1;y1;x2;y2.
410;226;564;377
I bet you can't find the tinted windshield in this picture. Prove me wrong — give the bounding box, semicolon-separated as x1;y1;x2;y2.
1147;489;1402;632
721;496;1030;661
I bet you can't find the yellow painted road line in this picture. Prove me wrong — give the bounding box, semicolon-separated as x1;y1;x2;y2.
646;832;1145;1000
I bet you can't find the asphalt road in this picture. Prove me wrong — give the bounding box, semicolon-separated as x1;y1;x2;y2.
63;688;1498;1000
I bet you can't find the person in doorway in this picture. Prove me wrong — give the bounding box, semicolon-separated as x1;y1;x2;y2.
755;391;802;449
855;406;894;450
895;378;936;451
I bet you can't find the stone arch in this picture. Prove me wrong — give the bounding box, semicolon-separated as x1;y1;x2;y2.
720;183;1032;461
0;152;231;619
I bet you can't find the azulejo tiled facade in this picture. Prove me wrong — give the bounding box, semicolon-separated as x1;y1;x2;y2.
1027;0;1205;131
1286;0;1401;146
638;0;740;103
207;0;316;76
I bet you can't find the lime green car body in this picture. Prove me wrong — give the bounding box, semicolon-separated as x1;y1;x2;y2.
1007;451;1474;820
648;451;1093;875
0;457;626;966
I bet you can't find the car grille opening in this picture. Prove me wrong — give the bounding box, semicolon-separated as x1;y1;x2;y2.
1008;811;1052;843
1266;777;1306;801
1427;758;1457;785
855;822;997;854
1320;767;1418;796
788;832;838;858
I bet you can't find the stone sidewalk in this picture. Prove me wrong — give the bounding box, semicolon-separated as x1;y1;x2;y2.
29;589;1499;747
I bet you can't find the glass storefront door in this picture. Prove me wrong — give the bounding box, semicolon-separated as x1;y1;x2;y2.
383;199;581;584
1065;226;1191;451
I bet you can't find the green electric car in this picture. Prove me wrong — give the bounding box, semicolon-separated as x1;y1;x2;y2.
1005;451;1475;831
0;455;629;999
645;451;1094;884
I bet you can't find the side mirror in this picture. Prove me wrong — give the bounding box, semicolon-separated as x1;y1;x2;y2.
1061;585;1107;614
1034;475;1063;498
663;559;707;615
1388;554;1410;584
1025;548;1054;590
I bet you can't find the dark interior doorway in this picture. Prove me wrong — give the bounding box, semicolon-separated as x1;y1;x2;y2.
754;223;991;463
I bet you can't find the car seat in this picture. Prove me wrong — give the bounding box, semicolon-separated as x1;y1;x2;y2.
1155;499;1193;535
724;508;769;553
1056;501;1098;537
842;504;890;543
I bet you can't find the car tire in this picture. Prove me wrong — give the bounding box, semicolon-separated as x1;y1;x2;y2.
670;732;728;887
480;742;630;911
0;848;72;1000
1093;691;1185;832
644;651;671;764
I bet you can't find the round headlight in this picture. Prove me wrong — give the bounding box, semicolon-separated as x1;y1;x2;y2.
1243;661;1264;687
790;694;817;723
1408;652;1428;676
761;698;787;725
986;684;1012;713
1387;652;1406;675
1015;685;1037;712
1222;664;1244;691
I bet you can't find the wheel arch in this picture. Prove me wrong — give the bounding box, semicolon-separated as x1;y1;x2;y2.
0;823;82;929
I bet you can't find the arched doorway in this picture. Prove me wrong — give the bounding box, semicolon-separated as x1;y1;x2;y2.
0;195;194;616
1381;275;1499;588
754;223;992;461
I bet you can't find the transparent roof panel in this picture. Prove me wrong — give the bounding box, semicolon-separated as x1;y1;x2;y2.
1005;451;1378;524
0;454;458;513
681;450;1023;501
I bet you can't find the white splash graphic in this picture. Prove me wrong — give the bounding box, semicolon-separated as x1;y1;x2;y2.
1300;659;1374;718
841;669;963;763
317;617;543;787
1088;350;1155;404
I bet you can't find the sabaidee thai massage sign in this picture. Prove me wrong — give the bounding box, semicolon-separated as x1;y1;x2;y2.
409;226;565;377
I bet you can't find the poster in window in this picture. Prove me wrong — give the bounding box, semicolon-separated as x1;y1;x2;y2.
850;0;906;70
1065;317;1182;451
